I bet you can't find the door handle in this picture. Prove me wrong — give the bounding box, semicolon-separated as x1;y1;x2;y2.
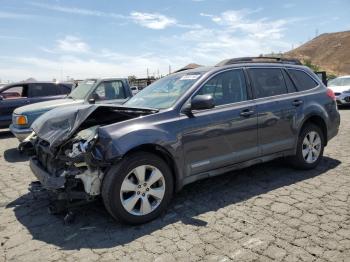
292;99;303;106
240;109;255;117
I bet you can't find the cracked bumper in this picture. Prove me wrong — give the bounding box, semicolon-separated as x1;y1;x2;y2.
29;157;66;190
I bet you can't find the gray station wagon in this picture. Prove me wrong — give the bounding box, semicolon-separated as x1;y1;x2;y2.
22;57;340;224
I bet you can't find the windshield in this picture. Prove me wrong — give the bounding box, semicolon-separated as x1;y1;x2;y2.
69;79;97;99
328;77;350;87
125;72;203;109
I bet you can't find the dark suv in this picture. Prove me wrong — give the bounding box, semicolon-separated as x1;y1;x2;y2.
23;57;340;224
0;81;71;129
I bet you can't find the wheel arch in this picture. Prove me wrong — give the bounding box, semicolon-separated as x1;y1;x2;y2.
299;114;328;146
122;143;182;192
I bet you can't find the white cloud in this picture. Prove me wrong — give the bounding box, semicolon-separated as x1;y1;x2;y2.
155;9;301;65
130;12;177;29
201;9;287;39
0;53;188;81
57;36;90;53
30;2;126;19
31;3;195;30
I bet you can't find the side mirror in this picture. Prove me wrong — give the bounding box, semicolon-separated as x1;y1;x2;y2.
88;93;99;104
191;95;215;110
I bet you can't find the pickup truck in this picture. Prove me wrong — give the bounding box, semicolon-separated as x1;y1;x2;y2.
0;81;72;129
10;78;132;141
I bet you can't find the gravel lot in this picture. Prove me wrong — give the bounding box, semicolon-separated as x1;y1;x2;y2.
0;109;349;262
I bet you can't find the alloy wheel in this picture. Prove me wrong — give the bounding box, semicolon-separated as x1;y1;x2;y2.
120;165;165;216
302;131;322;164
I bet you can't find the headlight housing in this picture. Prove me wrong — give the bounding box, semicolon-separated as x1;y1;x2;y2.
15;115;28;125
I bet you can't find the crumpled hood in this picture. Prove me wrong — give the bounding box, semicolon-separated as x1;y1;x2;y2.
14;98;84;115
32;103;157;149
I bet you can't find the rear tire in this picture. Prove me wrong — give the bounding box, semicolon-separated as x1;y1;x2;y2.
102;152;173;225
289;124;325;170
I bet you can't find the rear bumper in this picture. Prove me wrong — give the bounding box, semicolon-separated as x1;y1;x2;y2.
29;157;65;190
9;124;32;141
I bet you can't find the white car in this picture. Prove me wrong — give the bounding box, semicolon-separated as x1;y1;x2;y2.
328;76;350;105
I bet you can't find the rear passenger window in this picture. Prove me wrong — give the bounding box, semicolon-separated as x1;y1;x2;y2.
248;68;287;98
197;69;247;106
287;69;318;91
28;83;58;97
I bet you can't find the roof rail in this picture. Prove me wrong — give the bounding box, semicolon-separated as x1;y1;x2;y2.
216;57;302;66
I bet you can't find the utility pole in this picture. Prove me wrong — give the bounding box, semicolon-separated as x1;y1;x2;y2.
147;68;149;78
168;65;171;75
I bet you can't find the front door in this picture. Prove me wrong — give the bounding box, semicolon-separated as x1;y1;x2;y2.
180;69;258;176
91;80;129;104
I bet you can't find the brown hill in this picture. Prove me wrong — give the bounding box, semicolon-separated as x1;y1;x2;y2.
285;31;350;76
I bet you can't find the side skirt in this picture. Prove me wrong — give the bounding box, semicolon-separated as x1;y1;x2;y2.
181;149;295;187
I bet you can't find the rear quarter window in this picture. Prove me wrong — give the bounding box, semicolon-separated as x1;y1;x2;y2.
28;83;59;97
287;69;319;91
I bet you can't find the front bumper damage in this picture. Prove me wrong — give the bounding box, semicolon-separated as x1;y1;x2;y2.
24;125;107;201
30;157;65;189
21;104;156;201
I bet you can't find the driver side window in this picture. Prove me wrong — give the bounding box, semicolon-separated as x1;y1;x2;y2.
92;80;126;101
196;69;248;106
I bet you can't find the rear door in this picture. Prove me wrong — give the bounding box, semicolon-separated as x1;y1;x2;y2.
0;85;29;127
247;67;301;155
27;83;64;104
181;68;258;176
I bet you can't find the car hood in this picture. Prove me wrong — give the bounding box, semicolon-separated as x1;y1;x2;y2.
32;103;157;149
328;85;350;93
14;98;84;115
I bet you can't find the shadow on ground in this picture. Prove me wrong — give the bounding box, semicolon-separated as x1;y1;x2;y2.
3;148;28;162
6;156;340;250
0;129;13;139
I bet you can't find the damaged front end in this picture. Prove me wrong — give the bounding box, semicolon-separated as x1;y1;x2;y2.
22;104;157;201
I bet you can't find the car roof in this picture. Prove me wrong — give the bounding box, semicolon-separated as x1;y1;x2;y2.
177;63;311;76
86;77;127;81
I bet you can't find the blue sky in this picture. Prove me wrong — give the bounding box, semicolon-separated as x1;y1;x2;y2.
0;0;349;81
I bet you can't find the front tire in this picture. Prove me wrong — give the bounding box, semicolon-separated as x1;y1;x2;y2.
102;152;173;225
289;124;325;170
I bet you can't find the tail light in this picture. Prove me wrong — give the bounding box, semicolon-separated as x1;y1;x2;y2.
326;88;336;101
